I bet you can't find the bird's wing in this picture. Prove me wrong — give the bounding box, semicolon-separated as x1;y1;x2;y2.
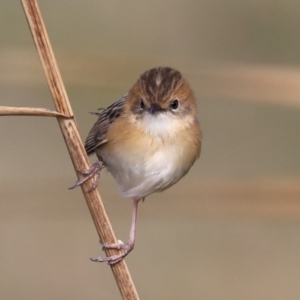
85;95;126;156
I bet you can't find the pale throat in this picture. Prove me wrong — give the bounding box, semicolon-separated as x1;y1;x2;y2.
133;112;192;139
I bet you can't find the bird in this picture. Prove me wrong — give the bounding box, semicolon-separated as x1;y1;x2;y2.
71;66;202;264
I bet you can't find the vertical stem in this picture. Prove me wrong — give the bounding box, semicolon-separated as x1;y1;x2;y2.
20;0;139;299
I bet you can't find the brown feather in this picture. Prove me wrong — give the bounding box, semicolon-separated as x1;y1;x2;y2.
85;95;126;155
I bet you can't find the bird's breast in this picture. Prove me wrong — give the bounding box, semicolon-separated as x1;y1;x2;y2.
96;116;201;199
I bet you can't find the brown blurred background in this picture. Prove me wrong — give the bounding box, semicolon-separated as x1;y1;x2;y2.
1;1;300;299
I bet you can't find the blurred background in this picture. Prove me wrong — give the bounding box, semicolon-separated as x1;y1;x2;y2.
1;1;300;299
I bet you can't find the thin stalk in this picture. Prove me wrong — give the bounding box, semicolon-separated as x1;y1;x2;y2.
20;0;139;299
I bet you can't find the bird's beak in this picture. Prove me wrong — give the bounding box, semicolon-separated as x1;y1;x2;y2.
149;103;161;115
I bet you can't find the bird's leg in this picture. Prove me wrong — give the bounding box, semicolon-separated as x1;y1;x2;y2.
91;198;141;265
69;160;104;191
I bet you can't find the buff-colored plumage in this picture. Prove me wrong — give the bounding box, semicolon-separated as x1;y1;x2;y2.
78;67;202;264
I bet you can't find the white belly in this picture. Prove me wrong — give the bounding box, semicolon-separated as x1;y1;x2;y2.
98;143;188;199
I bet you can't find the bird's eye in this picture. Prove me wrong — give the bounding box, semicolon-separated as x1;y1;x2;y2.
170;99;179;110
140;98;145;110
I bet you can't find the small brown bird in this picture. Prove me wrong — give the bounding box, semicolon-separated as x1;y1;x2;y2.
73;67;202;264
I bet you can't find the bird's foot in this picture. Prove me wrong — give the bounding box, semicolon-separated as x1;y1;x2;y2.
91;240;135;265
69;160;104;191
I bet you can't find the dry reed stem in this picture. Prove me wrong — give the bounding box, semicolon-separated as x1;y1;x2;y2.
0;106;67;117
20;0;139;299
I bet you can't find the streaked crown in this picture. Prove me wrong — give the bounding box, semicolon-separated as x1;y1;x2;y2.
126;67;197;119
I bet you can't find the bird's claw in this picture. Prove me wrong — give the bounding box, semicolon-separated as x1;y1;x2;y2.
69;160;104;191
91;239;134;265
